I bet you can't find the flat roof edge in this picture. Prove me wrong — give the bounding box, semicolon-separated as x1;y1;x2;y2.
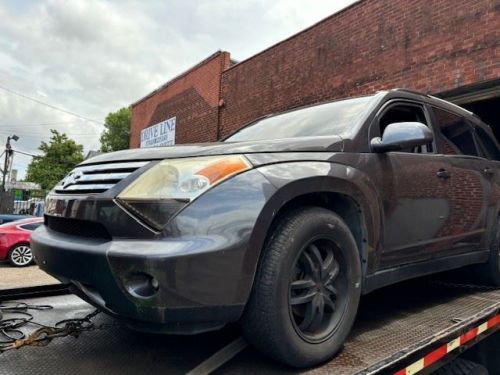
131;50;228;107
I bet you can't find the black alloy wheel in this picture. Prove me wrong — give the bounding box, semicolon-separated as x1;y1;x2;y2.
289;238;347;343
242;206;362;368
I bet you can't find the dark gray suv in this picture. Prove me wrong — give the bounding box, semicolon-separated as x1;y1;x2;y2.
32;89;500;367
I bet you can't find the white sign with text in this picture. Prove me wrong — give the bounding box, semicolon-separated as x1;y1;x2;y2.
140;117;176;148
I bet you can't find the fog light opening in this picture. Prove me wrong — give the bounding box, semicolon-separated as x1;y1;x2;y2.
124;272;159;298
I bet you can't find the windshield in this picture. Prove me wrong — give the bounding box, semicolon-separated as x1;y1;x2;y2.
225;95;376;142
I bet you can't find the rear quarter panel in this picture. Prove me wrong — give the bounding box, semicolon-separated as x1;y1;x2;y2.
0;228;30;259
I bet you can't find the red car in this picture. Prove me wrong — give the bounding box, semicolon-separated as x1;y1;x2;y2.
0;218;43;267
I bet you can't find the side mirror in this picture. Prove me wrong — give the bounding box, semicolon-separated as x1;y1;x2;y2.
370;122;433;153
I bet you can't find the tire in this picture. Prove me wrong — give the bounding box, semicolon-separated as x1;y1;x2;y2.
473;220;500;286
241;206;362;367
8;243;34;267
434;358;489;375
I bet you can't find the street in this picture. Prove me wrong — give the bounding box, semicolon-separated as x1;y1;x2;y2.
0;262;58;289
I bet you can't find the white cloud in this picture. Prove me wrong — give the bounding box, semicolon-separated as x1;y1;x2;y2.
0;0;356;179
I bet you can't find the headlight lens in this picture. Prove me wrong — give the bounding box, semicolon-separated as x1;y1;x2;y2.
117;155;252;230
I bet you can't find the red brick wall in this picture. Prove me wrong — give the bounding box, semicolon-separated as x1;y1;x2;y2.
130;51;230;148
219;0;500;137
130;0;500;145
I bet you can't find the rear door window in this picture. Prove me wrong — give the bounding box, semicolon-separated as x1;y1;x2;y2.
475;126;500;161
433;107;479;156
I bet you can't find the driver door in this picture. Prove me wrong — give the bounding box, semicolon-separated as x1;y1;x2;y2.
368;101;456;268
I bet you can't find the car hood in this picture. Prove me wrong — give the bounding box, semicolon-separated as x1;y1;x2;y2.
81;136;344;165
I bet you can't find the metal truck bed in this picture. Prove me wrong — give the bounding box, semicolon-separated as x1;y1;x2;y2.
1;278;499;375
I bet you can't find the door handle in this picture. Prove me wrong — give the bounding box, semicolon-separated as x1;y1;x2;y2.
436;168;450;179
483;167;494;176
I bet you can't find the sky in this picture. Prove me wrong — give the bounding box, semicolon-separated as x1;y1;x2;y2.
0;0;357;179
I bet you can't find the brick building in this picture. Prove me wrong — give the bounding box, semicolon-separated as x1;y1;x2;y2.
130;0;500;148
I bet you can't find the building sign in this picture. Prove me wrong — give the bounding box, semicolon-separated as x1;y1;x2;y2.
140;117;176;148
6;181;41;190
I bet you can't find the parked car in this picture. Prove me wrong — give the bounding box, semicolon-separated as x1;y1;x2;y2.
31;89;500;367
0;218;44;267
0;214;32;225
12;198;44;216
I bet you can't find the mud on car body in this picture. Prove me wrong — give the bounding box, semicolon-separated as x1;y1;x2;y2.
32;89;500;367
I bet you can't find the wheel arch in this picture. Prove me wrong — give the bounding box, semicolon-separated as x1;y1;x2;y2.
244;163;382;297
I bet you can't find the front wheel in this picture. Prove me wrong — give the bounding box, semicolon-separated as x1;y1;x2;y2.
242;207;362;367
9;244;34;267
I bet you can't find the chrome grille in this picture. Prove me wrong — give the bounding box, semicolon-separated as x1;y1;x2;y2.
54;161;149;194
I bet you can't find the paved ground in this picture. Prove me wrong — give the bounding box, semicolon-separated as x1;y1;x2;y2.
0;262;58;289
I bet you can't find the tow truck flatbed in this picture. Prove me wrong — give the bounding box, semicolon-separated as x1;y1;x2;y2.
1;277;499;375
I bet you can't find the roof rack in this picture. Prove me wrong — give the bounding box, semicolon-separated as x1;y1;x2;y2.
427;94;473;115
390;88;428;96
389;88;475;116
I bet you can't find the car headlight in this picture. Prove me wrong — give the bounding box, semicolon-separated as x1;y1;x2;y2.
116;155;252;230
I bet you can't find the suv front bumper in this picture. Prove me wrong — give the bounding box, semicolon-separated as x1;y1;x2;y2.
31;226;249;334
32;169;275;334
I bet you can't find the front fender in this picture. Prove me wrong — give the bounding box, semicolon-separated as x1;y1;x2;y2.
255;162;381;275
160;169;276;309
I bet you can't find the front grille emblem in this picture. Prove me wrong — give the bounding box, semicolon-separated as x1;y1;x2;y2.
54;161;149;194
62;170;83;189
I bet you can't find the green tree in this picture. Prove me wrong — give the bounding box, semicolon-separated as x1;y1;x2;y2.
100;106;131;152
26;129;84;191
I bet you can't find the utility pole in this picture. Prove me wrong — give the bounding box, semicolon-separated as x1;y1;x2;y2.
1;134;19;192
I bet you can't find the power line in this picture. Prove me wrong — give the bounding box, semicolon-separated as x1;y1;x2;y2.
0;121;82;127
0;129;101;135
0;134;100;140
0;130;101;137
0;83;103;125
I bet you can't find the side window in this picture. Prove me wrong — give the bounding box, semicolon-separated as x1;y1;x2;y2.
475;126;500;161
433;107;478;156
20;223;41;231
378;104;432;153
